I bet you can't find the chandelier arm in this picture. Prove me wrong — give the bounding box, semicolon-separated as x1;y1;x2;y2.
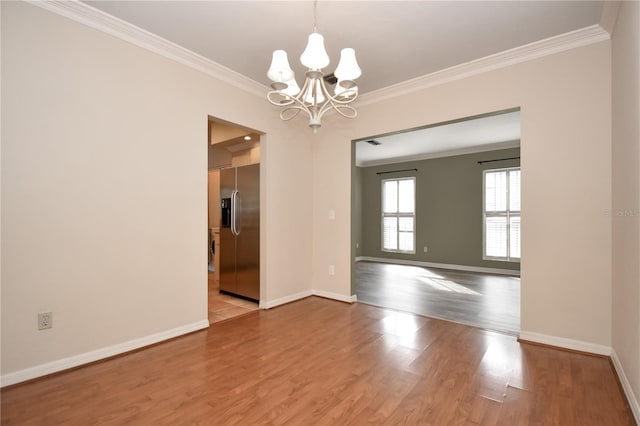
316;84;359;120
266;67;360;130
284;92;314;118
317;93;359;114
267;91;315;124
267;75;315;120
318;103;358;121
317;80;358;109
318;78;359;105
266;90;296;107
310;77;332;120
329;91;359;105
280;106;303;121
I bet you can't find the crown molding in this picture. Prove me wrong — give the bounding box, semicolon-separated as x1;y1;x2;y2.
27;1;610;107
26;0;268;98
357;140;520;167
358;24;610;107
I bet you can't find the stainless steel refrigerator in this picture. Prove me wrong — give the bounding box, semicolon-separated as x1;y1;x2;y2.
219;164;260;301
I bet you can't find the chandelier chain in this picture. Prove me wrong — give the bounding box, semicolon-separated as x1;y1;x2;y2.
313;0;318;32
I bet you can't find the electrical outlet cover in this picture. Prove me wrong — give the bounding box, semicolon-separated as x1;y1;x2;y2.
38;312;52;330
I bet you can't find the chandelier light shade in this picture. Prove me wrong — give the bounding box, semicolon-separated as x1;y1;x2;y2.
300;33;330;70
334;48;361;81
267;50;295;83
266;1;361;133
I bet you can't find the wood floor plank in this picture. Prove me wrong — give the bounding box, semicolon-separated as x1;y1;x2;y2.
1;297;634;425
355;261;520;335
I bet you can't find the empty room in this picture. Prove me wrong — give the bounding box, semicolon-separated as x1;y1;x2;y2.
1;1;638;424
353;110;522;336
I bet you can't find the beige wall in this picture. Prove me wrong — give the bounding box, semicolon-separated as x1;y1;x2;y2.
312;125;354;296
1;2;312;376
313;41;613;347
611;0;640;415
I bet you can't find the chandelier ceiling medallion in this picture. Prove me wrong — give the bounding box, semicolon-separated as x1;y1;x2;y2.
266;0;361;133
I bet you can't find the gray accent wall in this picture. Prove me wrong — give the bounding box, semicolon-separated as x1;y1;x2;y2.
358;147;521;271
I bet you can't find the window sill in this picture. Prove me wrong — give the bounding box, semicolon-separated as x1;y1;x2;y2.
483;256;521;263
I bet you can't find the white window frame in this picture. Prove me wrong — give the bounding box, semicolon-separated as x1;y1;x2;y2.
381;177;416;254
483;167;520;262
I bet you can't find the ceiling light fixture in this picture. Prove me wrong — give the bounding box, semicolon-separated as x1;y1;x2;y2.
266;0;361;133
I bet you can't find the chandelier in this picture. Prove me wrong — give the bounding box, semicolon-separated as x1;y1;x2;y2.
266;0;361;133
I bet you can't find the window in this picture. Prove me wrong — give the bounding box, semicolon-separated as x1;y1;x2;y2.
382;177;415;253
483;167;520;261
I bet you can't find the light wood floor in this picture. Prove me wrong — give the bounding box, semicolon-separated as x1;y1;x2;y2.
355;261;520;335
1;297;633;425
208;273;258;324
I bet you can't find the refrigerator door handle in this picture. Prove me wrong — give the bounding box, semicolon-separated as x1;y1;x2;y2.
231;190;240;236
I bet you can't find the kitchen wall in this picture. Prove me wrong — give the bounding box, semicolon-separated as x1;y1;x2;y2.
231;145;260;168
208;120;261;170
312;39;612;351
358;147;520;271
1;1;312;381
208;171;221;231
611;0;640;419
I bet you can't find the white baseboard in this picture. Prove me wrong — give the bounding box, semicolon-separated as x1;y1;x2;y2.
518;331;611;356
611;349;640;424
260;289;357;309
259;290;313;309
1;287;353;386
0;320;210;387
356;256;520;276
312;289;357;303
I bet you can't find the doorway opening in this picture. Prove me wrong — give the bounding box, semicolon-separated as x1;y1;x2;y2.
351;109;521;335
207;117;262;324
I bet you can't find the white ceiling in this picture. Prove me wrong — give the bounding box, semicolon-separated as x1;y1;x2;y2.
86;1;603;95
356;110;520;167
83;1;599;165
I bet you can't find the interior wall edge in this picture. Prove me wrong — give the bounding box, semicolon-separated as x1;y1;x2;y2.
611;348;640;424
